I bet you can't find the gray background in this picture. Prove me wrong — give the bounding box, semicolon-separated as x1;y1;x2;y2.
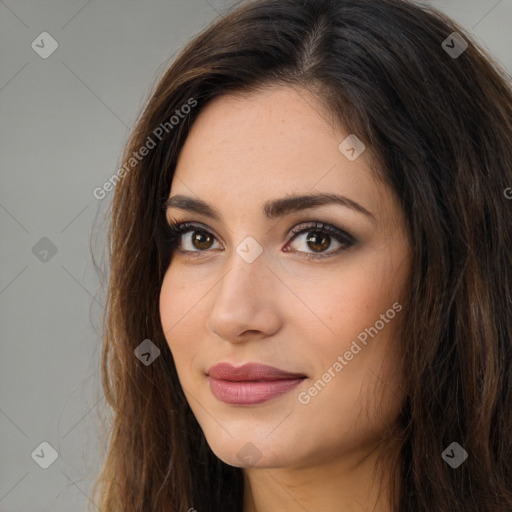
1;0;511;510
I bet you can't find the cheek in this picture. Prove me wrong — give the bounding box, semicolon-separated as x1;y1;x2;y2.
159;271;177;341
290;252;406;348
159;269;200;365
290;246;408;422
159;263;207;334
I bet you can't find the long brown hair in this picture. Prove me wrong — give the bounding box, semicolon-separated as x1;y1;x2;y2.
89;0;512;510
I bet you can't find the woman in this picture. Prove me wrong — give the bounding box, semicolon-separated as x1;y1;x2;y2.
90;0;512;510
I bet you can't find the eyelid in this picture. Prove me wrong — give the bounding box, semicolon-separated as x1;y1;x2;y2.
287;221;355;244
167;218;354;241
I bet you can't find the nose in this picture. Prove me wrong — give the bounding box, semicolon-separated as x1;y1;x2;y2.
205;250;281;344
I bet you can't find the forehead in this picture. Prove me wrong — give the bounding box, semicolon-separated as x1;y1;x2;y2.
170;86;390;222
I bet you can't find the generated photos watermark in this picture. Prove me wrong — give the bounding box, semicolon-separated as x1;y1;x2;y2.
93;97;197;200
297;301;403;405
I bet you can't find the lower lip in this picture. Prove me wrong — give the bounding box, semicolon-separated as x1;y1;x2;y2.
208;377;305;405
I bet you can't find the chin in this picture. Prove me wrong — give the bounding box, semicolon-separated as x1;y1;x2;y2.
202;429;301;469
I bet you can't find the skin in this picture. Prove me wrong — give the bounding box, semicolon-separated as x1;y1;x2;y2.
159;85;411;512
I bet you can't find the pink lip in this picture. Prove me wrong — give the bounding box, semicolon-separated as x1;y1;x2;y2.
207;363;307;405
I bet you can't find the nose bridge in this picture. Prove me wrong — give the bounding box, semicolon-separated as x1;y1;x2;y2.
220;240;269;306
221;230;268;285
207;242;279;340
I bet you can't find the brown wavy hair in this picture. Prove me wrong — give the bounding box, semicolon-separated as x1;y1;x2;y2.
88;0;512;510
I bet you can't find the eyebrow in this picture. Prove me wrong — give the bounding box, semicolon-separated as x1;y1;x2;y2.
164;192;375;222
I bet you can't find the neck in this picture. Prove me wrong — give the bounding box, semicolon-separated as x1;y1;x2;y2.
242;442;399;512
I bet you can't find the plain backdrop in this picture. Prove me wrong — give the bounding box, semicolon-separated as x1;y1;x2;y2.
1;0;511;510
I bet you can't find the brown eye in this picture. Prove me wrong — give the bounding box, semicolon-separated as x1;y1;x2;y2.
286;221;355;260
190;231;215;250
165;221;222;253
165;220;355;261
305;231;331;252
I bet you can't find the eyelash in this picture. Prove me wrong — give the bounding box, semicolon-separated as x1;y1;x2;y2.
163;219;356;261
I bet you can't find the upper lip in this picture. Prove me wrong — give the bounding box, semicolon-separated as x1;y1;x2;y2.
207;362;307;381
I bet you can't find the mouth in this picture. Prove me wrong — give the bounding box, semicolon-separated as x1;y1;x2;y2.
206;362;307;405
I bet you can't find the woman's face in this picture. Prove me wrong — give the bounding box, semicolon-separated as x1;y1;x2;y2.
159;85;410;470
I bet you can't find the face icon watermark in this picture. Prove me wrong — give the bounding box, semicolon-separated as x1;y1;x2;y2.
31;32;59;59
236;236;263;263
32;237;58;263
441;442;468;469
31;441;59;469
442;32;468;59
134;339;161;365
338;134;366;161
237;442;263;467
